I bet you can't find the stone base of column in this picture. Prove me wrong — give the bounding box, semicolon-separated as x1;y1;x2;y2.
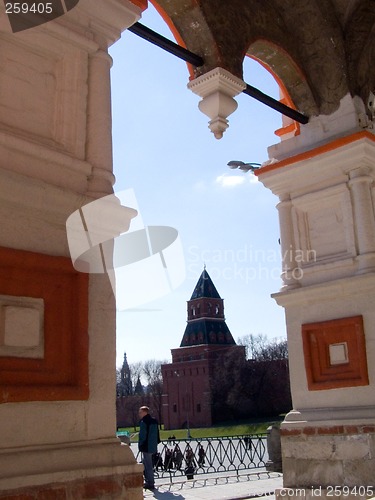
280;424;375;491
0;438;144;500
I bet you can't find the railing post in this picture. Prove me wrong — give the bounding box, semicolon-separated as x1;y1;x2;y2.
266;424;282;473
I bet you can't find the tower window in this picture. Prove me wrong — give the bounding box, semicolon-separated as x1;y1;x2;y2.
173;404;177;413
197;403;201;412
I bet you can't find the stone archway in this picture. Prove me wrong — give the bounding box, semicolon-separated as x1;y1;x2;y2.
1;0;375;498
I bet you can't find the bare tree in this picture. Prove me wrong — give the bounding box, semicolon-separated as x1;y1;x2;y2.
238;333;288;360
143;359;165;384
143;359;167;427
116;357;167;429
210;349;249;421
211;335;291;420
116;368;122;397
129;361;143;391
116;367;121;385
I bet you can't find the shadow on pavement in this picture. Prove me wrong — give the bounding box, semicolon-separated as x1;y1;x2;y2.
144;489;185;499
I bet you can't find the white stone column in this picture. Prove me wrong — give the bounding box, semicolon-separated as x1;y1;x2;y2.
86;49;116;198
258;110;375;495
348;166;375;272
0;0;147;497
277;197;300;289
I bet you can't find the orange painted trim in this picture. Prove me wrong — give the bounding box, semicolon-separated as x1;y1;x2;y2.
128;0;148;12
256;130;375;177
150;0;195;79
246;53;300;138
247;54;293;108
0;246;89;403
274;123;299;137
302;315;369;391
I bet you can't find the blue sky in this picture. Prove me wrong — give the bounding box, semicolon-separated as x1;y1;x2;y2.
109;5;286;366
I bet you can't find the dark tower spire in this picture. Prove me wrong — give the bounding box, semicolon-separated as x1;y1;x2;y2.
180;268;236;347
120;352;133;396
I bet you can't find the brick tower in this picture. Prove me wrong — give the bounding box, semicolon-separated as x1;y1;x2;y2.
162;269;245;430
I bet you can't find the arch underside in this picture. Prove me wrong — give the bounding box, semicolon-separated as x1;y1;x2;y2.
151;0;375;117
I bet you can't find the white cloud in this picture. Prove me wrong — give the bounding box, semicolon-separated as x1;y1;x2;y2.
215;173;258;187
216;174;245;187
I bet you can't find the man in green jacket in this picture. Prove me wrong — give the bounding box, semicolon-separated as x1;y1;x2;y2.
138;406;160;490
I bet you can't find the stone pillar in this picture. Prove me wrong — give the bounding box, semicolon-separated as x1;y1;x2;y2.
277;197;300;289
257;95;375;498
348;167;375;273
0;0;147;498
86;50;116;198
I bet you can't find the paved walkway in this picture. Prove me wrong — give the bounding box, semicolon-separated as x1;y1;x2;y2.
143;471;282;500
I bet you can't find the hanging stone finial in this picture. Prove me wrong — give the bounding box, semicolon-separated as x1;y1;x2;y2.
187;68;246;139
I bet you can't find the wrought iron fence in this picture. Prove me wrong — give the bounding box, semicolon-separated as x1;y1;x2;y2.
132;434;268;480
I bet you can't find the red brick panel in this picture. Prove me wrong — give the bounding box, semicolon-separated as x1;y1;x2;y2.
0;473;143;499
281;425;375;437
302;315;369;390
0;246;89;403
